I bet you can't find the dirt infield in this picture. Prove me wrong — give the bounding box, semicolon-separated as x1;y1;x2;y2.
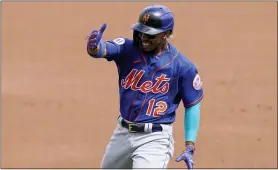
2;2;277;169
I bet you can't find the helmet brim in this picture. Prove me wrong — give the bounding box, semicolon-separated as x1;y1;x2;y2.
131;23;164;35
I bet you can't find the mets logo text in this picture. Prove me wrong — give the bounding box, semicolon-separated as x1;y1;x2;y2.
121;69;170;94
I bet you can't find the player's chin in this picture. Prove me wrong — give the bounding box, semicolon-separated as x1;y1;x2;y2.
142;48;152;52
141;45;155;52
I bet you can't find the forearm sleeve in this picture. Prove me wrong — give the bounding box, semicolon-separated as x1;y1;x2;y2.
184;102;201;143
105;41;121;57
104;40;126;62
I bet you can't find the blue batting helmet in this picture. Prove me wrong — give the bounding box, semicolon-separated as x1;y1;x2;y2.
131;5;174;35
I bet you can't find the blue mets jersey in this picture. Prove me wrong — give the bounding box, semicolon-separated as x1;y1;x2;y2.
102;38;203;124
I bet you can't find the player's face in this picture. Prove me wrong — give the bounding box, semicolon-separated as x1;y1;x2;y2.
140;32;167;53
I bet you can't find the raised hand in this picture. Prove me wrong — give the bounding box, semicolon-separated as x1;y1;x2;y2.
87;23;107;50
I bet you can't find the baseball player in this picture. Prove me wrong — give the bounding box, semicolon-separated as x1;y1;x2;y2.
86;5;203;169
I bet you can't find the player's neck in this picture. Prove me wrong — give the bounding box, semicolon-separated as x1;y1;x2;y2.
154;41;169;56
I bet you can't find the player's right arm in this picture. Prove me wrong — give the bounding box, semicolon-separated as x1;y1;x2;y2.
87;44;107;58
86;23;126;62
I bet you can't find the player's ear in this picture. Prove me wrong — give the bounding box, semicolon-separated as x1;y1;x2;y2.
162;32;168;39
165;30;172;39
166;30;173;40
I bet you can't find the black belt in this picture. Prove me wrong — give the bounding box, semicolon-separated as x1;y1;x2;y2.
121;119;163;133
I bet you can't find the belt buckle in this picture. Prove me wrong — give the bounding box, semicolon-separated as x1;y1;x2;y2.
128;123;137;133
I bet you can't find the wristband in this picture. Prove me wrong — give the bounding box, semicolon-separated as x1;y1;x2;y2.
95;39;106;58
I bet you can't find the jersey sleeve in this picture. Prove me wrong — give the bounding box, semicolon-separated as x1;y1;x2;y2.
178;65;204;108
104;37;130;63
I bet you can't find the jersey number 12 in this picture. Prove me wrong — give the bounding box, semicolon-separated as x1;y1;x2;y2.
146;99;168;117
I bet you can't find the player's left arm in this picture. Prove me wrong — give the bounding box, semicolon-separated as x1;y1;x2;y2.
184;102;201;145
175;65;204;169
